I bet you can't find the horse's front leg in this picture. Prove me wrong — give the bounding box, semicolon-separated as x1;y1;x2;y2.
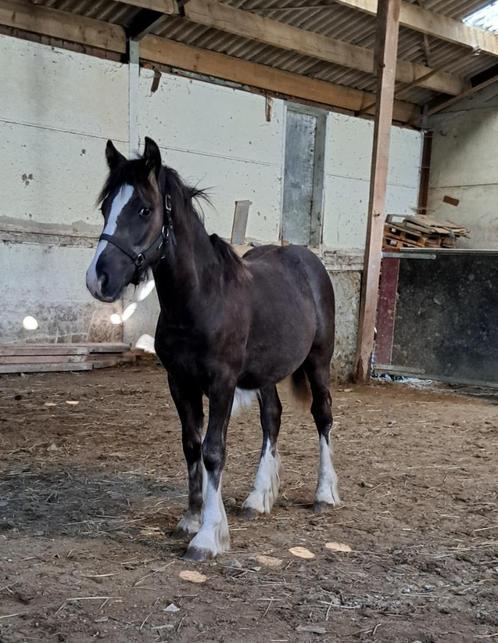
184;382;235;561
168;375;204;536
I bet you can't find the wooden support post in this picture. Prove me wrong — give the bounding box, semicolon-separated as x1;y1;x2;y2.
355;0;401;382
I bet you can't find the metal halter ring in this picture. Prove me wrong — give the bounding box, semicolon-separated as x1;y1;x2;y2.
165;193;172;213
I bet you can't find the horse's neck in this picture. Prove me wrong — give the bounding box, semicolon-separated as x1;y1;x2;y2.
153;204;219;316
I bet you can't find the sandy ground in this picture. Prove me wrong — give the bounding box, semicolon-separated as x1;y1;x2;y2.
0;363;497;642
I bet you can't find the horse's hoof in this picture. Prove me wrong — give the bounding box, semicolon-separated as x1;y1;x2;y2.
313;501;333;513
183;546;214;562
240;506;260;521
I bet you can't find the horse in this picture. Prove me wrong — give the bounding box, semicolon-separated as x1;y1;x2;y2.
86;137;340;561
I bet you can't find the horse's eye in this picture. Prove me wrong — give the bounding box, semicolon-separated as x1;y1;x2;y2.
140;207;151;218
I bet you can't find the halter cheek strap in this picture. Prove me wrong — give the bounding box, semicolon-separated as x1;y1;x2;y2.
98;192;172;269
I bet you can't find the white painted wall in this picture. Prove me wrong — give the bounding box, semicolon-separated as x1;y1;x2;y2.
428;103;498;249
0;35;128;344
0;34;423;377
138;70;285;243
323;113;423;250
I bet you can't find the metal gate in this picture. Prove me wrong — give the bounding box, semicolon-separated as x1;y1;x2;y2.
375;249;498;387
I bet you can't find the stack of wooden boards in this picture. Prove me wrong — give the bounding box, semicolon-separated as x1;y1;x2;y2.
383;215;469;251
0;343;137;374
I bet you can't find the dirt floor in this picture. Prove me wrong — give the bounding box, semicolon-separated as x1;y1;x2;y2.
0;363;497;643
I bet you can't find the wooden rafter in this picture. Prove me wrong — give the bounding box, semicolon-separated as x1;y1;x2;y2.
336;0;498;58
0;0;419;123
182;0;465;95
428;73;498;116
0;0;126;53
140;36;419;123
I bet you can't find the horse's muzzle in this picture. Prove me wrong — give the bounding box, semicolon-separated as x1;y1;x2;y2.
86;266;125;303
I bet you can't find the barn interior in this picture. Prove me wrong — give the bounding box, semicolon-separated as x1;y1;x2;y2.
1;1;497;640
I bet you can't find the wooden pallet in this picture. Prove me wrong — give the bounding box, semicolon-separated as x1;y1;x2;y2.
384;216;468;251
0;343;137;374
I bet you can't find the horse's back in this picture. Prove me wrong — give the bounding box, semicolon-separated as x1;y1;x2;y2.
238;245;334;387
244;244;334;320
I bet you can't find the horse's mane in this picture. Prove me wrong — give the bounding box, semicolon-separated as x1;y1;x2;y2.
98;160;247;281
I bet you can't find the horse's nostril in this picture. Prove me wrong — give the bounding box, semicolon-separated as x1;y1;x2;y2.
98;272;109;292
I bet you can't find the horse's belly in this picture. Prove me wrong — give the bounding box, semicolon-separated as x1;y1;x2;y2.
239;311;315;388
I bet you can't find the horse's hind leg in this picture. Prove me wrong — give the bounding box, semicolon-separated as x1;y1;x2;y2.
305;356;341;512
241;384;281;519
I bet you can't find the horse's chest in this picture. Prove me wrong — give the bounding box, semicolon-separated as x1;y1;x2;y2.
155;330;206;376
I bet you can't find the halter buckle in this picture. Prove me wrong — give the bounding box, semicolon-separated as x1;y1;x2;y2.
164;193;172;213
135;253;145;268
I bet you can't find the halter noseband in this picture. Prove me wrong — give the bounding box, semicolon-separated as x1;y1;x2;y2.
99;192;173;269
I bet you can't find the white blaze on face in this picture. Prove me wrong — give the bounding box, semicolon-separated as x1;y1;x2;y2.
86;184;134;295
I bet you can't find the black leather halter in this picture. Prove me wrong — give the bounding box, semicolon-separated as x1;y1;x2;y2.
99;193;173;269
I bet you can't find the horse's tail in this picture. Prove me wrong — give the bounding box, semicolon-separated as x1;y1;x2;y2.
290;365;311;408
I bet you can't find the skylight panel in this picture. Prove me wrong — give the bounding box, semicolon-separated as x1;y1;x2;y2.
463;1;498;34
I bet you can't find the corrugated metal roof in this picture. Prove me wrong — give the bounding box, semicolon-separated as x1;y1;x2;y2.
37;0;498;106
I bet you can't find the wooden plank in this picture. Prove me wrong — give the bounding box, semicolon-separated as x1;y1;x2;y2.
84;343;131;353
0;345;90;356
84;351;136;362
336;0;498;58
0;355;86;364
0;343;129;356
92;356;136;369
0;363;94;374
375;257;400;365
428;74;498;116
140;37;419;123
356;0;401;382
183;0;464;96
231;200;251;245
0;0;126;53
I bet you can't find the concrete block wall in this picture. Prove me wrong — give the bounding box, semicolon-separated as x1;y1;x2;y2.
322;113;423;251
428;94;498;249
0;36;126;344
0;34;423;379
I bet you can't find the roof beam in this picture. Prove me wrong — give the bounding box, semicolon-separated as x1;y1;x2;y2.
0;0;126;52
182;0;465;95
0;0;419;123
336;0;498;58
428;73;498;116
140;36;418;123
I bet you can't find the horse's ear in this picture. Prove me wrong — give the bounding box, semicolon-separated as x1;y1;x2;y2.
105;140;126;170
143;137;162;174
